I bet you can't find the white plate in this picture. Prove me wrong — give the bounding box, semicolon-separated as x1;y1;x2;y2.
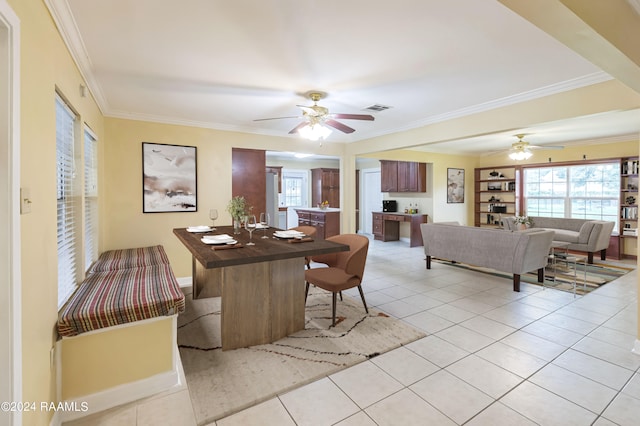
274;230;305;239
187;226;212;233
201;237;236;245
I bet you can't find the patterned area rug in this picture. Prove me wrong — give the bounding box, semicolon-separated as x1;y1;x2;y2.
433;258;632;295
178;287;426;425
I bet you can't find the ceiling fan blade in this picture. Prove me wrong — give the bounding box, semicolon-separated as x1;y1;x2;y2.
324;119;355;134
288;122;309;134
332;113;375;121
254;116;300;122
530;145;564;150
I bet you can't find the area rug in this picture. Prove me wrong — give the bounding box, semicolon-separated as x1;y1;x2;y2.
433;258;633;295
177;287;426;425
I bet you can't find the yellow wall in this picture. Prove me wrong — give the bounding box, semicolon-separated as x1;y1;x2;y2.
10;0;104;424
60;318;174;399
103;118;346;277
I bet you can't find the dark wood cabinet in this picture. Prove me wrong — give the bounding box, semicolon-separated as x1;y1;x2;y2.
380;160;399;192
295;208;340;239
380;160;426;192
311;168;340;208
232;148;265;216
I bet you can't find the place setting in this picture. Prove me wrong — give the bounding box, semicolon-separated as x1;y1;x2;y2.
200;233;242;250
272;229;314;243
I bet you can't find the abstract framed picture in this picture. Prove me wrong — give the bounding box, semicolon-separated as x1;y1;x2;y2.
447;168;465;203
142;142;197;213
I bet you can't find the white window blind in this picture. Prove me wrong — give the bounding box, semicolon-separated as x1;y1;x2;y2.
84;127;98;271
56;95;78;308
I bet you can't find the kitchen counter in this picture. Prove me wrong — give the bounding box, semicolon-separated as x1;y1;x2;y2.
298;207;341;212
372;212;428;247
295;208;341;238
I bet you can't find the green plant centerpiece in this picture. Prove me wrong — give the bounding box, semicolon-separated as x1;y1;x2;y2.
514;215;534;229
226;196;250;234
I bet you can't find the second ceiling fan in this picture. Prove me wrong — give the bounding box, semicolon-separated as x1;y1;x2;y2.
255;91;375;138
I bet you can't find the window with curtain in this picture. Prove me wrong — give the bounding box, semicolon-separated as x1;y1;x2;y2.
56;94;79;308
523;163;620;231
84;127;98;271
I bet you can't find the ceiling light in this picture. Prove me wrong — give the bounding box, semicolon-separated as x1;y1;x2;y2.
508;149;532;161
293;153;313;158
298;123;332;141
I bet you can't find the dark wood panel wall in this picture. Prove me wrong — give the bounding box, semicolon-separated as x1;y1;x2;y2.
232;148;266;217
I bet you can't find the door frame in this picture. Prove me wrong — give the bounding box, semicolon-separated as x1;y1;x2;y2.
360;168;382;235
0;2;22;424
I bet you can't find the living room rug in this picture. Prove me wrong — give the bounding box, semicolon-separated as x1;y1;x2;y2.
433;258;633;295
177;287;426;425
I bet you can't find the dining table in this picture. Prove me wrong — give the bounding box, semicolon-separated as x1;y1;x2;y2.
173;225;349;350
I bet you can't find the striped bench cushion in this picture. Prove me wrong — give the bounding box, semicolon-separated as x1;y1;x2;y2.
89;245;170;273
57;264;185;337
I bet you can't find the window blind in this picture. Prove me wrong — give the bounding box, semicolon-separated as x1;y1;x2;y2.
56;95;78;308
84;127;98;271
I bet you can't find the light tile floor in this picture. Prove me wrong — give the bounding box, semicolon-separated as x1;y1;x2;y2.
65;237;639;425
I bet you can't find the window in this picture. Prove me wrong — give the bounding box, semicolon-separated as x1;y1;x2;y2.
84;127;98;270
283;174;304;207
56;94;79;308
524;163;620;231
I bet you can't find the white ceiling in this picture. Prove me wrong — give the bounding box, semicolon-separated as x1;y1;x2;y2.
50;0;639;154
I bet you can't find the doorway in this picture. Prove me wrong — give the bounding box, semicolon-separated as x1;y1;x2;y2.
361;169;382;234
0;2;21;424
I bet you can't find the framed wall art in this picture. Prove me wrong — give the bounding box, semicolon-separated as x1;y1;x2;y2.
142;142;197;213
447;168;465;203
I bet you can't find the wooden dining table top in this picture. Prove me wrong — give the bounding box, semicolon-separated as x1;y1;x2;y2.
173;226;349;269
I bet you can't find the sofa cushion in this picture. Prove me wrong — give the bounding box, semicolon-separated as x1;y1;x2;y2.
539;228;580;243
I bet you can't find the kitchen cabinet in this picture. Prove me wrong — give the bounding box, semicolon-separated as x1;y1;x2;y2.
311;168;340;208
295;208;340;239
380;160;426;192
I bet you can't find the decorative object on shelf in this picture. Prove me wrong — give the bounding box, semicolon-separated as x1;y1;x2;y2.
318;200;329;210
447;168;465;203
626;196;636;205
489;170;500;177
227;196;250;234
142;142;197;213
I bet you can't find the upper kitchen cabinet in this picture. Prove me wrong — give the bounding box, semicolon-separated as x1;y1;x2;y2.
311;168;340;208
380;160;427;192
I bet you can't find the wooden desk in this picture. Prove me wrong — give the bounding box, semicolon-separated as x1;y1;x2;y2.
372;212;428;247
174;226;348;350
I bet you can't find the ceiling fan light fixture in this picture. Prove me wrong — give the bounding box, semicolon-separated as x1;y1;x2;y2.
508;149;532;161
298;123;332;141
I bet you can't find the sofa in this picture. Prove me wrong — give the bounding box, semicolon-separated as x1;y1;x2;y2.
502;216;615;264
420;222;554;292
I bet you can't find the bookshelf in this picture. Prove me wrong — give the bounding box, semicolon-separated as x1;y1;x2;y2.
474;166;520;228
620;157;638;258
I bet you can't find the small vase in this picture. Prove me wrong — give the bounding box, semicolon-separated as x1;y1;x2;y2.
233;219;241;234
518;223;527;231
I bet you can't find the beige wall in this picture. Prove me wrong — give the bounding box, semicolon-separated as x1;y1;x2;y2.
103;118;346;277
11;0;104;424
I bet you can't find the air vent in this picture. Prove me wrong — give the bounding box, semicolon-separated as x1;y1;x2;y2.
363;104;392;112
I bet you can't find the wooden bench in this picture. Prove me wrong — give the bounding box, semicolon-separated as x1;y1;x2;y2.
55;245;186;421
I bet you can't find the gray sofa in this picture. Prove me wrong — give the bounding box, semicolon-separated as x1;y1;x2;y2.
420;222;554;292
502;216;615;264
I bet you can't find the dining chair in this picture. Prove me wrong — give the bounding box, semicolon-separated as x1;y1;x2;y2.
289;225;318;269
304;234;369;327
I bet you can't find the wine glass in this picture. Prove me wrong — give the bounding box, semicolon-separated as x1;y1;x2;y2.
245;214;257;245
209;209;218;230
259;212;270;238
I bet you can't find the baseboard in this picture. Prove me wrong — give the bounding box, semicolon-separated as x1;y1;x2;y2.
633;339;640;356
50;350;185;425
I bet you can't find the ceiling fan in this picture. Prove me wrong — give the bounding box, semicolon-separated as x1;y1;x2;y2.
254;91;375;139
507;134;564;160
